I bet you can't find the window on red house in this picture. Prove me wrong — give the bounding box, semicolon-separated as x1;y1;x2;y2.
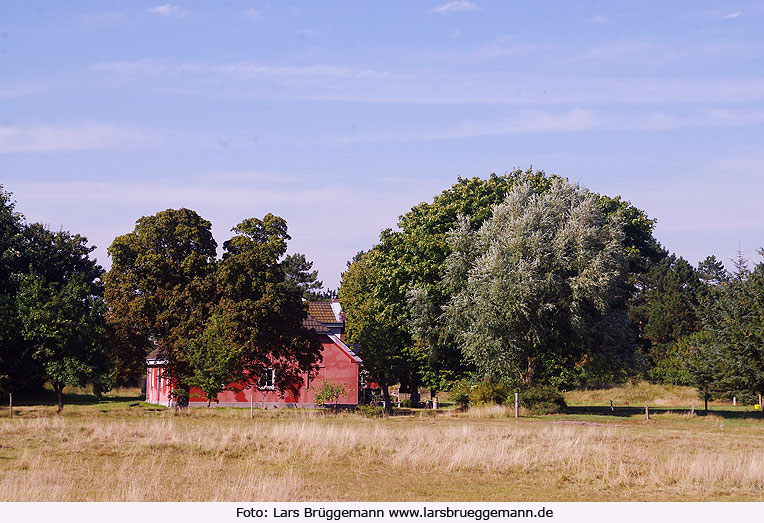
258;368;275;390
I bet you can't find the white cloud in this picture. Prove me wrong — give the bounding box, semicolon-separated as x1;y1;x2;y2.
591;15;610;24
243;8;261;22
432;1;479;15
149;4;190;18
722;11;741;20
0;122;168;153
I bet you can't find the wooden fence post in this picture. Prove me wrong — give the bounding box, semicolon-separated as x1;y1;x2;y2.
514;392;519;418
610;399;614;413
645;404;649;420
8;393;11;419
691;400;695;415
733;396;736;407
759;393;762;409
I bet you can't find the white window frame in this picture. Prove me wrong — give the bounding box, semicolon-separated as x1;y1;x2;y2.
258;368;275;390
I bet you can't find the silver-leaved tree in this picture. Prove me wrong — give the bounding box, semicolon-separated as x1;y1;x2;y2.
443;175;634;387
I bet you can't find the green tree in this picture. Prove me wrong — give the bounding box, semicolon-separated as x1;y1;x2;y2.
628;255;702;383
345;170;660;398
216;215;322;397
339;249;415;414
311;380;350;410
283;252;324;300
185;314;243;407
104;208;218;406
16;224;109;412
443;176;631;386
0;187;36;396
695;252;764;402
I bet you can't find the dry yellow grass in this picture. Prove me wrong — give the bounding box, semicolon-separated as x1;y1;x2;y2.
2;402;764;501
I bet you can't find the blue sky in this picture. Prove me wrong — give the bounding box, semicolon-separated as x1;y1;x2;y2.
2;1;763;288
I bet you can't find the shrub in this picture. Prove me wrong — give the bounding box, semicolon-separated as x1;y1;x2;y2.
520;385;566;414
310;380;350;409
470;380;511;405
400;398;414;408
356;405;384;417
448;379;471;409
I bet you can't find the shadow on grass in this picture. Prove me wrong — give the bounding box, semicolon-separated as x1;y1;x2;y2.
8;390;143;408
565;405;764;420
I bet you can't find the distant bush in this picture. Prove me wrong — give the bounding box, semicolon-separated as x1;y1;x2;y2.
448;379;471;409
470;380;511;405
520;385;566;414
357;405;384;417
400;398;414;408
311;380;350;410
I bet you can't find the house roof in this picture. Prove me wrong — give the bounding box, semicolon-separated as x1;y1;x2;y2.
303;314;331;333
307;301;343;324
145;348;167;364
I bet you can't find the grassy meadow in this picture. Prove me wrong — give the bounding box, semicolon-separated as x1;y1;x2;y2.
1;383;763;502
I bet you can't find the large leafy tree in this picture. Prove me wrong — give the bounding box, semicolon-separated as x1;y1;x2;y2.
338;249;414;414
16;224;109;412
216;215;322;396
105;210;321;405
342;169;659;395
0;187;44;396
442;176;632;386
104;208;218;406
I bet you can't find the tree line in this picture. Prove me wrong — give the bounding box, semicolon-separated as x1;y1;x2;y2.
0;186;324;410
2;171;762;413
339;170;764;412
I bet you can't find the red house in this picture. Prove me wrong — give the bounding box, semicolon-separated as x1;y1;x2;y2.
145;300;362;408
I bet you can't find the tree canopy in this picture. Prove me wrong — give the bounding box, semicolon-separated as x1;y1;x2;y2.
340;169;659;395
443;175;631;386
104;209;322;406
0;187;107;409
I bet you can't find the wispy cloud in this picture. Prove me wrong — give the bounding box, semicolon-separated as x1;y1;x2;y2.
591;14;610;24
722;11;741;20
10;177;441;287
431;1;480;15
243;8;262;22
0;83;44;99
0;122;169;153
80;11;127;26
327;108;600;143
326;107;764;144
90;58;764;106
149;4;190;18
92;58;406;81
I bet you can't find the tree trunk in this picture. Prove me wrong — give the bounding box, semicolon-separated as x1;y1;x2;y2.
54;382;64;413
174;383;190;409
381;385;393;416
704;393;708;412
409;389;420;406
525;357;535;386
